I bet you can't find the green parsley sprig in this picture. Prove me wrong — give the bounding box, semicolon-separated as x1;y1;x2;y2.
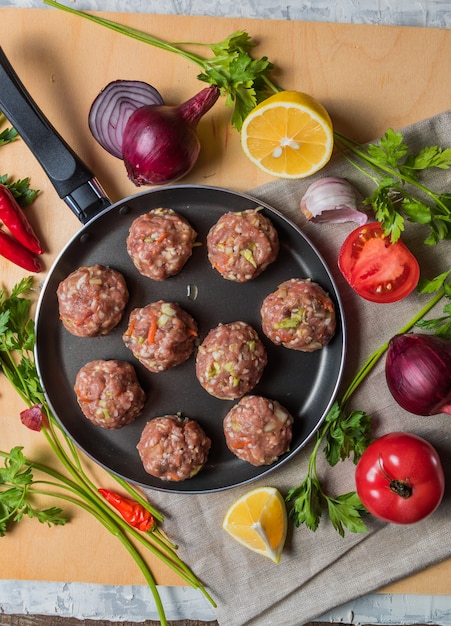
286;272;450;535
43;0;277;131
334;130;451;244
0;446;67;536
0;278;216;625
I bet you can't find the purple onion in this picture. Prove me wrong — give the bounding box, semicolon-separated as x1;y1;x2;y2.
88;80;165;158
386;333;451;416
121;85;220;186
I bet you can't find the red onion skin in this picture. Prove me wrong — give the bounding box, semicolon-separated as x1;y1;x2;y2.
122;86;220;186
385;333;451;416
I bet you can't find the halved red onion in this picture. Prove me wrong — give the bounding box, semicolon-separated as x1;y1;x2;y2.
88;80;164;158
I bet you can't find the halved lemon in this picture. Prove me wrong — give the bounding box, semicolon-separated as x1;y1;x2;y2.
222;486;287;563
240;90;334;179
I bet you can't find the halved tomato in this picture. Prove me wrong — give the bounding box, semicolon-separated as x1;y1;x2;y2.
338;222;420;303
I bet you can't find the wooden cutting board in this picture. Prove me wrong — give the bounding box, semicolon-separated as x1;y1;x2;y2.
1;7;451;593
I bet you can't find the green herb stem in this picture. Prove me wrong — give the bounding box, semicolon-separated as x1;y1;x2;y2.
334;131;451;215
31;441;206;592
43;2;206;68
31;486;167;626
112;473;165;524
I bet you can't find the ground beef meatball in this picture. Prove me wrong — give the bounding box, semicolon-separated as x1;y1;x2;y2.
137;414;211;481
126;208;197;280
207;209;279;282
260;278;336;352
123;301;198;372
74;359;145;429
57;264;128;337
195;321;267;400
223;395;294;466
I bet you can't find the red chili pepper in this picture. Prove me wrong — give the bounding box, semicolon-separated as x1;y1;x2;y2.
98;488;156;531
0;184;43;254
0;228;42;272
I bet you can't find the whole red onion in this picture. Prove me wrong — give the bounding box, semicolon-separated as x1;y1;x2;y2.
385;333;451;416
122;85;220;186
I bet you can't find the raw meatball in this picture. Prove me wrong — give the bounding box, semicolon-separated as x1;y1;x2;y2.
207;209;279;282
137;414;211;481
260;278;336;352
223;395;294;466
123;300;198;372
195;321;267;400
126;208;197;280
74;359;145;429
57;264;128;337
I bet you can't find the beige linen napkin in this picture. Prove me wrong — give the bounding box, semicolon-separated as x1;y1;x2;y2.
147;111;451;626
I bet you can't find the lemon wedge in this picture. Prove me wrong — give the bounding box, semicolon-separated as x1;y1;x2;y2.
222;486;287;563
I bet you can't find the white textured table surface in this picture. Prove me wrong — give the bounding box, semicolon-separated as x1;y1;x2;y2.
0;0;450;27
1;1;451;625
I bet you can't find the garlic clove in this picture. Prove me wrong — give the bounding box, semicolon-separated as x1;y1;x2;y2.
300;176;368;225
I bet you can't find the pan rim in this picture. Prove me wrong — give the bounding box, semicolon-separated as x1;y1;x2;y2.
34;183;347;494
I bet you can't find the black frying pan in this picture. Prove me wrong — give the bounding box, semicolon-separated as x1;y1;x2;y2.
0;47;346;493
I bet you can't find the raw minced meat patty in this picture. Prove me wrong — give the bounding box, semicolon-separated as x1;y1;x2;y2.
126;208;197;280
122;300;198;372
57;264;129;337
195;321;267;400
260;278;336;352
137;414;211;481
207;209;279;282
223;395;294;466
74;359;145;429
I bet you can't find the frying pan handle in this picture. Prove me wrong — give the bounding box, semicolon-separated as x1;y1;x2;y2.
0;47;111;224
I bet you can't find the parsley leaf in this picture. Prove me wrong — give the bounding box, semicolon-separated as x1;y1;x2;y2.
0;125;18;147
403;145;451;173
326;492;367;537
286;475;323;532
324;403;373;466
416;270;451;339
0;175;39;207
367;128;407;168
198;42;274;130
0;447;67;536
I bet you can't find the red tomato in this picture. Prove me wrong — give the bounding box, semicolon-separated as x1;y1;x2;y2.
338;222;420;303
355;432;445;524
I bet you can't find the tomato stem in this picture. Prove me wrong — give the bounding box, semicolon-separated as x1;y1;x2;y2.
389;479;413;499
376;453;413;500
